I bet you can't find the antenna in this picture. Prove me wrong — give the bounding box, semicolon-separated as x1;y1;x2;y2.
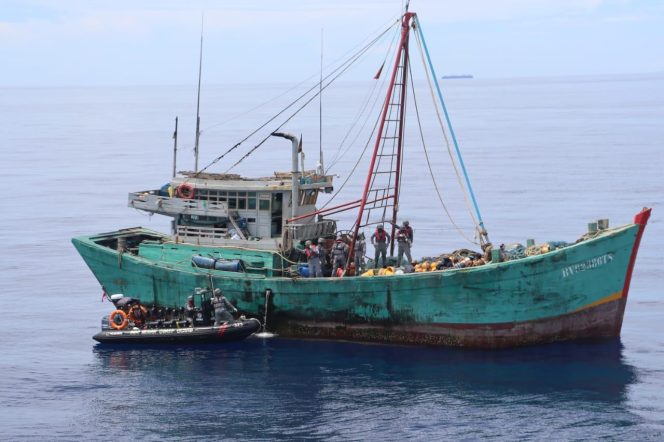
194;13;204;172
318;28;325;175
172;116;178;178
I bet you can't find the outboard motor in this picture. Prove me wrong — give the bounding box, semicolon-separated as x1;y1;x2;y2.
200;298;213;326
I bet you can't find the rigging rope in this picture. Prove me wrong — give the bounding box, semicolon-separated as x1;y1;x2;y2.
193;21;399;176
325;24;401;172
319;16;403;219
414;16;489;243
225;25;396;172
412;24;481;233
407;60;478;245
366;50;407;225
317;99;384;212
201;17;401;136
324;77;381;173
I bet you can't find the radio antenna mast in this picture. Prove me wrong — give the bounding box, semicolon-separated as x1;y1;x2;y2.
172;116;178;178
318;28;325;174
194;13;204;172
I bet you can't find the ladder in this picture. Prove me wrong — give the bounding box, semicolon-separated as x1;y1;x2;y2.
349;12;414;261
228;211;249;240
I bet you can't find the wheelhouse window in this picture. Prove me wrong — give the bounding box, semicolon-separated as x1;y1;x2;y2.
197;189;259;211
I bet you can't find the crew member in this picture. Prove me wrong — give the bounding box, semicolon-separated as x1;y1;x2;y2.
396;220;413;267
127;303;147;328
331;234;349;276
211;288;238;326
149;304;158;321
354;232;367;273
318;237;332;276
371;224;390;268
305;240;323;278
481;242;492;261
185;295;196;325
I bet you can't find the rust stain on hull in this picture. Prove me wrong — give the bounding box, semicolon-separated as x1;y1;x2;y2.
273;299;626;349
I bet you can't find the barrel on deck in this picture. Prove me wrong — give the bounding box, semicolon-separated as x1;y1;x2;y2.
191;255;244;272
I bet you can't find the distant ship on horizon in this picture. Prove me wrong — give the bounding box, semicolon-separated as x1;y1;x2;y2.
441;74;473;79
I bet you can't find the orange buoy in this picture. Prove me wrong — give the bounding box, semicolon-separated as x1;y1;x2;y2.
177;182;195;199
109;310;128;330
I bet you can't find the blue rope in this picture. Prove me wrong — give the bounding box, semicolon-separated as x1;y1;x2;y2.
414;15;486;233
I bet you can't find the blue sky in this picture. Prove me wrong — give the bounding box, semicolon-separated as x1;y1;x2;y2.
1;0;663;86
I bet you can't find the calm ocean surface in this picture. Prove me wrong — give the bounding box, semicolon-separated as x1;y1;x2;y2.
0;73;663;440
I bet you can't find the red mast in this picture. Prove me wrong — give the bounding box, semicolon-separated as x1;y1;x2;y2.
348;12;415;267
389;15;411;255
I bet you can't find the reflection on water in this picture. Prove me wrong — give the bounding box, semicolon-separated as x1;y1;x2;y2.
84;338;642;440
94;338;636;399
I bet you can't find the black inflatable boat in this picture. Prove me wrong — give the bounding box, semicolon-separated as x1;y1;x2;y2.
93;318;261;344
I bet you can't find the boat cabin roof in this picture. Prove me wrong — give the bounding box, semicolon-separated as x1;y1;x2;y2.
172;171;333;192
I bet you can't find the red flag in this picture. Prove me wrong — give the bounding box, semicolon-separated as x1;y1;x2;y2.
374;61;385;80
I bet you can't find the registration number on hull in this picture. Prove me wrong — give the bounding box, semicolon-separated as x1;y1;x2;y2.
561;253;614;278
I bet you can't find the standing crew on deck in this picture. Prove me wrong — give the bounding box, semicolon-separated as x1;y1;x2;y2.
317;237;331;275
331;234;349;276
371;224;390;268
211;288;237;326
354;232;367;273
305;240;323;278
396;220;414;267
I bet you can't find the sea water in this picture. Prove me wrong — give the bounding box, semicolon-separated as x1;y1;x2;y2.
0;73;662;440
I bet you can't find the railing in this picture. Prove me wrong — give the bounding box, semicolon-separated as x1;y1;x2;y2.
174;225;281;250
128;191;228;217
175;225;230;245
286;219;337;240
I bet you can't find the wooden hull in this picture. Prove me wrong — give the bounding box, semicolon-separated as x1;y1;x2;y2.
276;297;626;348
73;209;651;348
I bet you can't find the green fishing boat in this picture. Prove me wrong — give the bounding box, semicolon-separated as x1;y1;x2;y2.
72;11;650;348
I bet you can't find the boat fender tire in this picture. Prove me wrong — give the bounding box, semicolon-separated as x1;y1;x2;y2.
109;310;128;330
177;183;195;199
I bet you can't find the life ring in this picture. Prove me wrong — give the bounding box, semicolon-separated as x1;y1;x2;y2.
109;310;128;330
127;305;148;326
177;183;195;199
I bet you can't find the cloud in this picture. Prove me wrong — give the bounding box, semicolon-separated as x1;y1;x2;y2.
0;0;611;47
0;0;610;36
603;13;651;23
2;0;662;86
